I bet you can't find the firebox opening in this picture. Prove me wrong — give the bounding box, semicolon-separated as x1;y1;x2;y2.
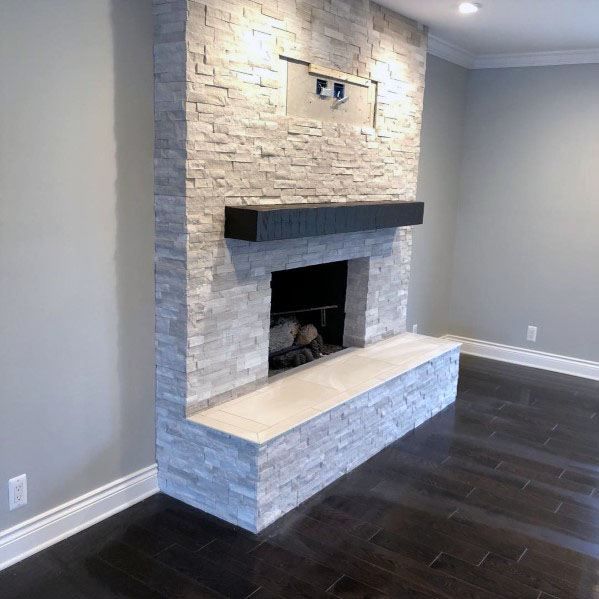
269;260;348;376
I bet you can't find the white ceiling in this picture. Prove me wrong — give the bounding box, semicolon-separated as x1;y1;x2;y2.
379;0;599;68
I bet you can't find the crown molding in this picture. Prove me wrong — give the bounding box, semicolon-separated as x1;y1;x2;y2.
427;35;599;70
473;47;599;69
427;35;475;69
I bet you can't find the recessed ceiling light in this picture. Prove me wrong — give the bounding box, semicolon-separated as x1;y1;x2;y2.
459;2;480;14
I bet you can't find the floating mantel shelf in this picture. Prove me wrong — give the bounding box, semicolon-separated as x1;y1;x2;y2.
224;200;424;242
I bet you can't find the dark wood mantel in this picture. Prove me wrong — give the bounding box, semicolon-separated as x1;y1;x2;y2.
224;201;424;242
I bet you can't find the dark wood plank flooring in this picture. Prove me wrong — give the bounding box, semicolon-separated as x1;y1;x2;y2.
1;356;598;598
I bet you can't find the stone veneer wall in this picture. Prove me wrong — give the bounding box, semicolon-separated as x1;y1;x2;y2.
154;0;428;418
158;347;459;531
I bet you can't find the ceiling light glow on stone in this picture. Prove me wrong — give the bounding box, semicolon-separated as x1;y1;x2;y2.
459;2;480;14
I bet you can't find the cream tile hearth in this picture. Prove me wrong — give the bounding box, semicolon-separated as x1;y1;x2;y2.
189;333;460;444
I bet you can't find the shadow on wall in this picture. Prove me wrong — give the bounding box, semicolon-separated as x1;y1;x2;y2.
110;0;155;473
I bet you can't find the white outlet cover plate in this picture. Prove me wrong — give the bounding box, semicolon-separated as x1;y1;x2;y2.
8;474;27;510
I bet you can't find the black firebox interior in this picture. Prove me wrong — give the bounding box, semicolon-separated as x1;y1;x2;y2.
269;260;348;367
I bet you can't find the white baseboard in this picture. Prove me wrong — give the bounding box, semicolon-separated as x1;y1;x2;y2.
0;464;158;571
444;335;599;381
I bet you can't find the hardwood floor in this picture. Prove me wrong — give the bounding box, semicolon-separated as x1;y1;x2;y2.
1;356;598;598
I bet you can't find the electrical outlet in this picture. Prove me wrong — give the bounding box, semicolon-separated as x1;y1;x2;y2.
9;474;27;510
526;325;538;343
412;324;418;334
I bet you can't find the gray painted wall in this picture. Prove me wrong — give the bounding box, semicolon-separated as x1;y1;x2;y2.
408;55;468;337
448;65;599;362
0;0;155;530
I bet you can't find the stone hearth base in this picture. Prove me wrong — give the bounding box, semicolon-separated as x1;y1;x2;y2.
157;335;460;532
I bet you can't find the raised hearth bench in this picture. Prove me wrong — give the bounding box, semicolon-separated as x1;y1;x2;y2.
158;334;460;532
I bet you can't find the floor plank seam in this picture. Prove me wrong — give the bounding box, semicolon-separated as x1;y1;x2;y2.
324;574;344;593
476;551;490;566
427;551;443;567
95;552;167;598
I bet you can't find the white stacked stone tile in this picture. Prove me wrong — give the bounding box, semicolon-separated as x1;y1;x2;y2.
153;0;438;531
159;343;459;532
154;0;428;416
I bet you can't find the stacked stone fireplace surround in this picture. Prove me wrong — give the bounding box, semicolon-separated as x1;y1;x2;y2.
154;0;459;531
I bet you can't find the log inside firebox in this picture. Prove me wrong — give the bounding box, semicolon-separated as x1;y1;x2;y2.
269;334;324;370
268;316;344;373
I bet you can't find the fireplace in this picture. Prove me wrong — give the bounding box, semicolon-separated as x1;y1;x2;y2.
154;0;428;415
269;260;348;374
153;0;436;533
